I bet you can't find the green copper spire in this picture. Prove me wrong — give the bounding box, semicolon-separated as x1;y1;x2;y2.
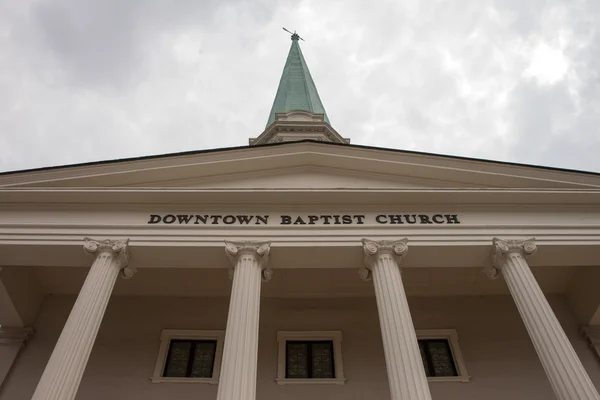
266;32;330;128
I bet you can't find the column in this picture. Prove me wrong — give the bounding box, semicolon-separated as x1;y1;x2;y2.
489;238;600;400
360;239;432;400
216;241;271;400
31;238;134;400
0;327;33;390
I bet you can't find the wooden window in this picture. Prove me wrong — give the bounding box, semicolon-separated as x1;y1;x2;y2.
286;340;335;379
416;329;470;382
418;339;458;377
163;340;217;378
277;331;345;385
152;330;225;384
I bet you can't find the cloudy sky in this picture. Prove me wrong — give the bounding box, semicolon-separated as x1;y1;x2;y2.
1;0;599;173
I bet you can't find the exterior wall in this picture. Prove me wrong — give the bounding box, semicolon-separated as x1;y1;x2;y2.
2;294;600;400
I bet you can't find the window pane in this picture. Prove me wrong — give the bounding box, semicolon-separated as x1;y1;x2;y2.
426;340;457;377
164;341;192;377
418;341;432;377
191;341;217;378
286;342;309;378
311;342;335;378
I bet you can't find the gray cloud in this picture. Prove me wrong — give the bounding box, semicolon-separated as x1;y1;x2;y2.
0;0;599;173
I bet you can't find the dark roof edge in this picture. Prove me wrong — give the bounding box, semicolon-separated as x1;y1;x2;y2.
2;139;599;177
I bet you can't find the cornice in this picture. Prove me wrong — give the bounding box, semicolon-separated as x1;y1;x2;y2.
3;143;600;189
3;188;600;207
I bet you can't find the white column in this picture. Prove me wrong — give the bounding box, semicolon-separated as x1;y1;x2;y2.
489;238;600;400
0;327;33;390
31;238;134;400
360;239;432;400
216;241;271;400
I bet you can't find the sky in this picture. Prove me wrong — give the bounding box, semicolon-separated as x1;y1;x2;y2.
1;0;599;173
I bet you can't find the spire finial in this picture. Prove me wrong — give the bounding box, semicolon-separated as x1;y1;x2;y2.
282;27;305;42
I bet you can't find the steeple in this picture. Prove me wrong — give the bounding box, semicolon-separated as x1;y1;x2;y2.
265;32;330;128
249;31;349;145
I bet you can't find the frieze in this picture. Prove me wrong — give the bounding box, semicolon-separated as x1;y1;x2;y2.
147;213;460;225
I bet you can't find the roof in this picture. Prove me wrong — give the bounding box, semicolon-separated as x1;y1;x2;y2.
265;33;330;128
1;139;600;179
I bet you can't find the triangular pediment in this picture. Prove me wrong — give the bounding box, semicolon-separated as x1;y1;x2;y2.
1;141;600;191
146;166;475;189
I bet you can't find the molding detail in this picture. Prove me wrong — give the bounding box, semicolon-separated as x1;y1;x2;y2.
582;325;600;361
0;327;34;346
83;238;134;278
224;241;272;282
360;238;408;280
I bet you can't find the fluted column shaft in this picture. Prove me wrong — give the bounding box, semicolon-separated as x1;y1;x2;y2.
217;241;271;400
31;238;133;400
361;239;432;400
492;238;600;400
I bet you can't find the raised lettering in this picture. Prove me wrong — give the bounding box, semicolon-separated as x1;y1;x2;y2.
445;214;460;224
321;215;332;224
177;215;193;224
375;215;388;224
223;215;236;224
210;215;222;224
308;215;319;225
194;215;208;224
163;214;176;224
293;216;307;225
354;215;366;224
148;214;161;224
333;215;341;225
280;215;292;225
418;215;432;224
389;215;403;224
404;214;417;224
432;214;444;224
236;215;253;224
256;215;269;225
342;215;353;224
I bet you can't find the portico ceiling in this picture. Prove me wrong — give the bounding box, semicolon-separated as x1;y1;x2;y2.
28;265;577;298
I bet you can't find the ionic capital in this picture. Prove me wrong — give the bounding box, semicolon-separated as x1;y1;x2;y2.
224;241;272;281
486;238;537;279
360;238;408;281
83;238;135;279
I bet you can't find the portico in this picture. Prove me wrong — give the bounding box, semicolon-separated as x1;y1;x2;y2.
2;221;600;400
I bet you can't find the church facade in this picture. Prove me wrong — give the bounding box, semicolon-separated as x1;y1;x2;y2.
2;33;600;400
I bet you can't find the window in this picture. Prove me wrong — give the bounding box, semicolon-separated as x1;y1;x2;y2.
164;340;217;378
277;331;345;385
286;341;335;379
419;339;457;377
416;329;470;382
152;330;225;384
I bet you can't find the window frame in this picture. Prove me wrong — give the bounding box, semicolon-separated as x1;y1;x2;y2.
277;331;346;385
416;329;470;383
152;329;225;384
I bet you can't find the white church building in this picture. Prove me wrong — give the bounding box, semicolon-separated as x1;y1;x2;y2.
2;32;600;400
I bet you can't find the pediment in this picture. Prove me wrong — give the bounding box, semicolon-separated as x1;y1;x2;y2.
1;141;600;190
148;166;477;189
